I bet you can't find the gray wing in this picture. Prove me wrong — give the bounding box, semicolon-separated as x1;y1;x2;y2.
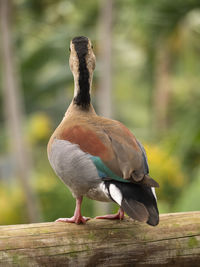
48;139;100;198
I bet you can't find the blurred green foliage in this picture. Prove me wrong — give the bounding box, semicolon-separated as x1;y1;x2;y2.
0;0;200;224
175;167;200;211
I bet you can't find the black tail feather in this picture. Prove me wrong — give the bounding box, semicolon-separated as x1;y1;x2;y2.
105;181;159;226
122;199;149;223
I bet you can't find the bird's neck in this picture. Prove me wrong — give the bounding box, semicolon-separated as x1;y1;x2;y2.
73;59;93;109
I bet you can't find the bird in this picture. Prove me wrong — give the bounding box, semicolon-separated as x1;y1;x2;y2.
47;36;159;226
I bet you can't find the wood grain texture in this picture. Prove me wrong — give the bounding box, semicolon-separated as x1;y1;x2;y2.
0;212;199;266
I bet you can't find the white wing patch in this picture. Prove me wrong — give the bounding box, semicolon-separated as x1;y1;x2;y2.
151;187;157;201
109;184;123;205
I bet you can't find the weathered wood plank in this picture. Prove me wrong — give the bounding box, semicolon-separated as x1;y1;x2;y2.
0;212;199;266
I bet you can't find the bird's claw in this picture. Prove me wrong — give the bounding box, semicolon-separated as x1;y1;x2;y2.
55;216;90;224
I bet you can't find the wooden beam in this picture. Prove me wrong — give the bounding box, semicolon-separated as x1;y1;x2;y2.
0;212;199;266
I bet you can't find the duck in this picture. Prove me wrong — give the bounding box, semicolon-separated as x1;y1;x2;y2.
47;36;159;226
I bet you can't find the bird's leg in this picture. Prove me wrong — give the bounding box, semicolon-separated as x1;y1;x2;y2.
55;196;90;224
95;207;124;220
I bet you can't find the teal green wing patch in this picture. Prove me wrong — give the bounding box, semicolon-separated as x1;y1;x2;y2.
90;156;129;183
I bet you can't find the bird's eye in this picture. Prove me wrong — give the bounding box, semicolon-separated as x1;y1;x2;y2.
91;45;93;49
69;47;71;52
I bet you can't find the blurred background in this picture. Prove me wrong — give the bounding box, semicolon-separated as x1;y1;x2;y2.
0;0;200;225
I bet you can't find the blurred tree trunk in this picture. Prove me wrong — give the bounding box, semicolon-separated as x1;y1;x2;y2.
0;0;41;222
95;0;113;215
153;41;172;133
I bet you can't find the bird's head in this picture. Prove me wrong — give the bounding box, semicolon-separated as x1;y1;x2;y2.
69;36;96;78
